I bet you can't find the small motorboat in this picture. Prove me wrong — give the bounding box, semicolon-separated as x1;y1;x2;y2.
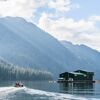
14;82;23;87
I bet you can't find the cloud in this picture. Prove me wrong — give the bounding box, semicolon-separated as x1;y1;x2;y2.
0;0;7;1
48;0;72;12
38;13;100;51
89;16;100;21
0;0;77;20
0;0;46;20
0;0;100;51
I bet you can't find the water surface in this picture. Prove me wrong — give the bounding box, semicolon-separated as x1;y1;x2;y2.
0;81;100;100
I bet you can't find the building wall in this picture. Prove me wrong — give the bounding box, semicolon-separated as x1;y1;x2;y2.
59;71;94;81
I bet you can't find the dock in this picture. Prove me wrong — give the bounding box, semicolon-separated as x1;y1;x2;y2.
58;70;95;83
57;80;95;83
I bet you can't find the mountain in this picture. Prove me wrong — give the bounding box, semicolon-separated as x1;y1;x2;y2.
0;17;81;77
0;58;52;81
61;41;100;79
0;17;100;79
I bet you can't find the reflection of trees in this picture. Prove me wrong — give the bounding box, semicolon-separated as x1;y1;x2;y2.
59;82;94;95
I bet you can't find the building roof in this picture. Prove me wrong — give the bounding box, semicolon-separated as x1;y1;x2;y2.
70;72;86;76
74;70;94;75
60;70;94;77
60;72;86;76
75;70;93;73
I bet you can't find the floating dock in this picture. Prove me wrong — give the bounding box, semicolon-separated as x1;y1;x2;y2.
58;70;95;83
57;80;95;83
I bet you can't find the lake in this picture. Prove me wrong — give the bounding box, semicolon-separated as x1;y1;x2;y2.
0;81;100;100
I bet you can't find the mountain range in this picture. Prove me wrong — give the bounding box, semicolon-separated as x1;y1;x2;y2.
61;41;100;79
0;17;100;79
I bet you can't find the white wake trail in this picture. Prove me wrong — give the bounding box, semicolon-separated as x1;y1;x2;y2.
0;86;24;100
24;87;90;100
0;86;99;100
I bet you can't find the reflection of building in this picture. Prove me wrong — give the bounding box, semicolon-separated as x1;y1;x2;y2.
58;70;95;83
59;82;94;96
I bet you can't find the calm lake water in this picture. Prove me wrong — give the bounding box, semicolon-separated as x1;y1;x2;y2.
0;81;100;100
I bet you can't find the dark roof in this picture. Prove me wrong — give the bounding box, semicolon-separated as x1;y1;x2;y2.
60;72;68;75
60;72;86;76
74;70;94;74
60;70;94;76
70;72;86;76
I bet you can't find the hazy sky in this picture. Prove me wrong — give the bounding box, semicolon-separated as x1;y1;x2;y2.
0;0;100;51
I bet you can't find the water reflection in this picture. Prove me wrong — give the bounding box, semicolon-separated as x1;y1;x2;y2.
59;82;94;96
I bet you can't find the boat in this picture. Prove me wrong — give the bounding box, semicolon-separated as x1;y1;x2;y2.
14;82;23;87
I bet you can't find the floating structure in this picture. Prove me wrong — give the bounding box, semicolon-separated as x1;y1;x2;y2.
58;70;95;83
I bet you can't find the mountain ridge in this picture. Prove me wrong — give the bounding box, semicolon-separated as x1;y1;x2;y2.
0;17;100;79
61;40;100;79
0;17;81;77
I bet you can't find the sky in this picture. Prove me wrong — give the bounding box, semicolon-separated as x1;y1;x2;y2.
0;0;100;51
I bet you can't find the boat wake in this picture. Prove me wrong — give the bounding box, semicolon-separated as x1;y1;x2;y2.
0;86;24;100
0;86;99;100
24;87;99;100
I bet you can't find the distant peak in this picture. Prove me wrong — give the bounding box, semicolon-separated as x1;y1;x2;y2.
2;16;26;22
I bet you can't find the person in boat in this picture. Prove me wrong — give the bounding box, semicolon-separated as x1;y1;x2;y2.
15;82;23;87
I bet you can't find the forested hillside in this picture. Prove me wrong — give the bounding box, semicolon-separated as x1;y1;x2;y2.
0;59;52;81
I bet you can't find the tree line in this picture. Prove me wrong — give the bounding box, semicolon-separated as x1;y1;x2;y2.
0;59;52;81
